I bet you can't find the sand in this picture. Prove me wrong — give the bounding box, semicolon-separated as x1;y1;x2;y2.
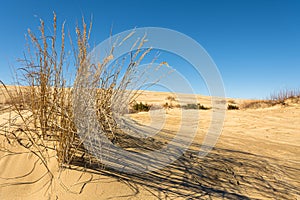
0;90;299;199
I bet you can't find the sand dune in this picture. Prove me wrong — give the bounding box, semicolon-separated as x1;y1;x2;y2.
0;90;299;199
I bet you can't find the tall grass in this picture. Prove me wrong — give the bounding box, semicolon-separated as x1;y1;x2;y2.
241;88;300;109
0;13;76;173
269;88;300;102
72;28;168;162
0;13;167;175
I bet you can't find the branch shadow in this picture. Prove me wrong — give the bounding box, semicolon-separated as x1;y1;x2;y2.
69;128;300;200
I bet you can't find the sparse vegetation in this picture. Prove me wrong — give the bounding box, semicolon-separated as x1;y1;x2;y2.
182;103;198;109
269;88;300;103
241;100;276;109
241;89;300;109
165;95;176;108
163;102;171;109
131;102;151;113
227;104;239;110
198;103;210;110
182;103;210;110
166;96;176;102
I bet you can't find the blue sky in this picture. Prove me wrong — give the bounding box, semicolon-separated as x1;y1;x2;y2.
0;0;299;99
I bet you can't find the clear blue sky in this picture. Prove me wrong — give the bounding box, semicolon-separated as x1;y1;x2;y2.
0;0;299;99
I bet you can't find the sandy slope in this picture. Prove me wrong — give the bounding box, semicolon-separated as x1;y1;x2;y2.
0;90;299;199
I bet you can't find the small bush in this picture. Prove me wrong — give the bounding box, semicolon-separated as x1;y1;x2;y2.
198;103;210;110
183;103;198;109
227;104;239;110
166;96;176;101
182;103;210;110
241;100;275;109
131;102;151;112
163;102;171;109
165;96;176;108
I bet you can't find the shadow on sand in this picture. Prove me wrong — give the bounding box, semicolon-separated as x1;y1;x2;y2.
68;128;300;200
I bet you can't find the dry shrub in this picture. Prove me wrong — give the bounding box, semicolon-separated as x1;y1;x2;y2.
72;27;167;158
227;104;239;110
241;89;300;109
181;103;211;110
0;13;168;180
240;100;277;109
130;102;151;113
0;13;76;179
269;88;300;103
166;96;176;102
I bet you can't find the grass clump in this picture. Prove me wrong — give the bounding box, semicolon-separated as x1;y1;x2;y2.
163;102;171;109
0;13;168;190
1;13;77;167
241;100;276;109
182;103;210;110
227;104;239;110
166;96;176;102
182;103;198;109
131;102;151;113
198;103;211;110
164;96;176;109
